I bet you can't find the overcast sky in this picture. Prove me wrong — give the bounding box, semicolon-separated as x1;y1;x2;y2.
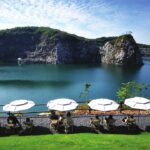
0;0;150;44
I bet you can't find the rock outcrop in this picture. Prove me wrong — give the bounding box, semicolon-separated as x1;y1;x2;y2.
100;34;143;65
138;43;150;56
0;27;100;64
0;27;145;66
139;48;150;57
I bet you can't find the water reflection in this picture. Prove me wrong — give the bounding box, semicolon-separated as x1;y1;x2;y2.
0;80;73;88
0;62;149;107
100;63;141;83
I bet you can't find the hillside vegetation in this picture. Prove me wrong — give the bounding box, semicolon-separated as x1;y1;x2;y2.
0;27;148;64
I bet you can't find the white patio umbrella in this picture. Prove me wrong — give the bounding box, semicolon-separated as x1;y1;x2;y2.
88;98;119;111
3;99;35;112
47;98;79;111
124;97;150;110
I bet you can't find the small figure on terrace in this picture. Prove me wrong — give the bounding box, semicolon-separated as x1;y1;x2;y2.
104;115;116;131
90;115;101;133
6;112;22;134
49;111;59;133
63;112;74;133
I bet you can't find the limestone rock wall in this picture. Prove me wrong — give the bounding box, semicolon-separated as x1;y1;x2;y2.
0;27;144;66
100;34;143;66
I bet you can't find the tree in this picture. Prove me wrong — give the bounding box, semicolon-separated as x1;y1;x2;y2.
79;82;91;103
116;81;150;102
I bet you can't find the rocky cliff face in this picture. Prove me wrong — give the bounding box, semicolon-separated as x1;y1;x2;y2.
100;34;143;65
23;39;100;64
0;27;144;65
139;48;150;56
0;27;100;64
138;43;150;56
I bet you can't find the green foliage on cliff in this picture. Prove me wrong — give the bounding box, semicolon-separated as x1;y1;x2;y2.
0;27;149;47
117;34;134;41
0;27;116;43
95;37;115;46
110;34;135;45
0;26;85;41
138;43;150;48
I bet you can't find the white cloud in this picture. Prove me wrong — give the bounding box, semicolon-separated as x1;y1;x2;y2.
0;0;149;44
0;0;119;30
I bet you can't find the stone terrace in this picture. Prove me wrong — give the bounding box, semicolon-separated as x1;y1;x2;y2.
1;114;150;131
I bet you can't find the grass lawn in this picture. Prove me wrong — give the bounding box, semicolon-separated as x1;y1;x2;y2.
0;133;150;150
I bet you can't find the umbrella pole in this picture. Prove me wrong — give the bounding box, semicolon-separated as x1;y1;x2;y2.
102;111;105;126
101;111;103;125
138;109;140;125
20;113;21;124
18;112;22;128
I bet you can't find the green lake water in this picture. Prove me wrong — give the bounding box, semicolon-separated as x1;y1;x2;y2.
0;59;149;112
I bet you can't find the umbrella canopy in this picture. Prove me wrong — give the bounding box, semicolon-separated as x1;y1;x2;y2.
88;98;119;111
3;99;35;112
47;98;78;111
124;97;150;110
